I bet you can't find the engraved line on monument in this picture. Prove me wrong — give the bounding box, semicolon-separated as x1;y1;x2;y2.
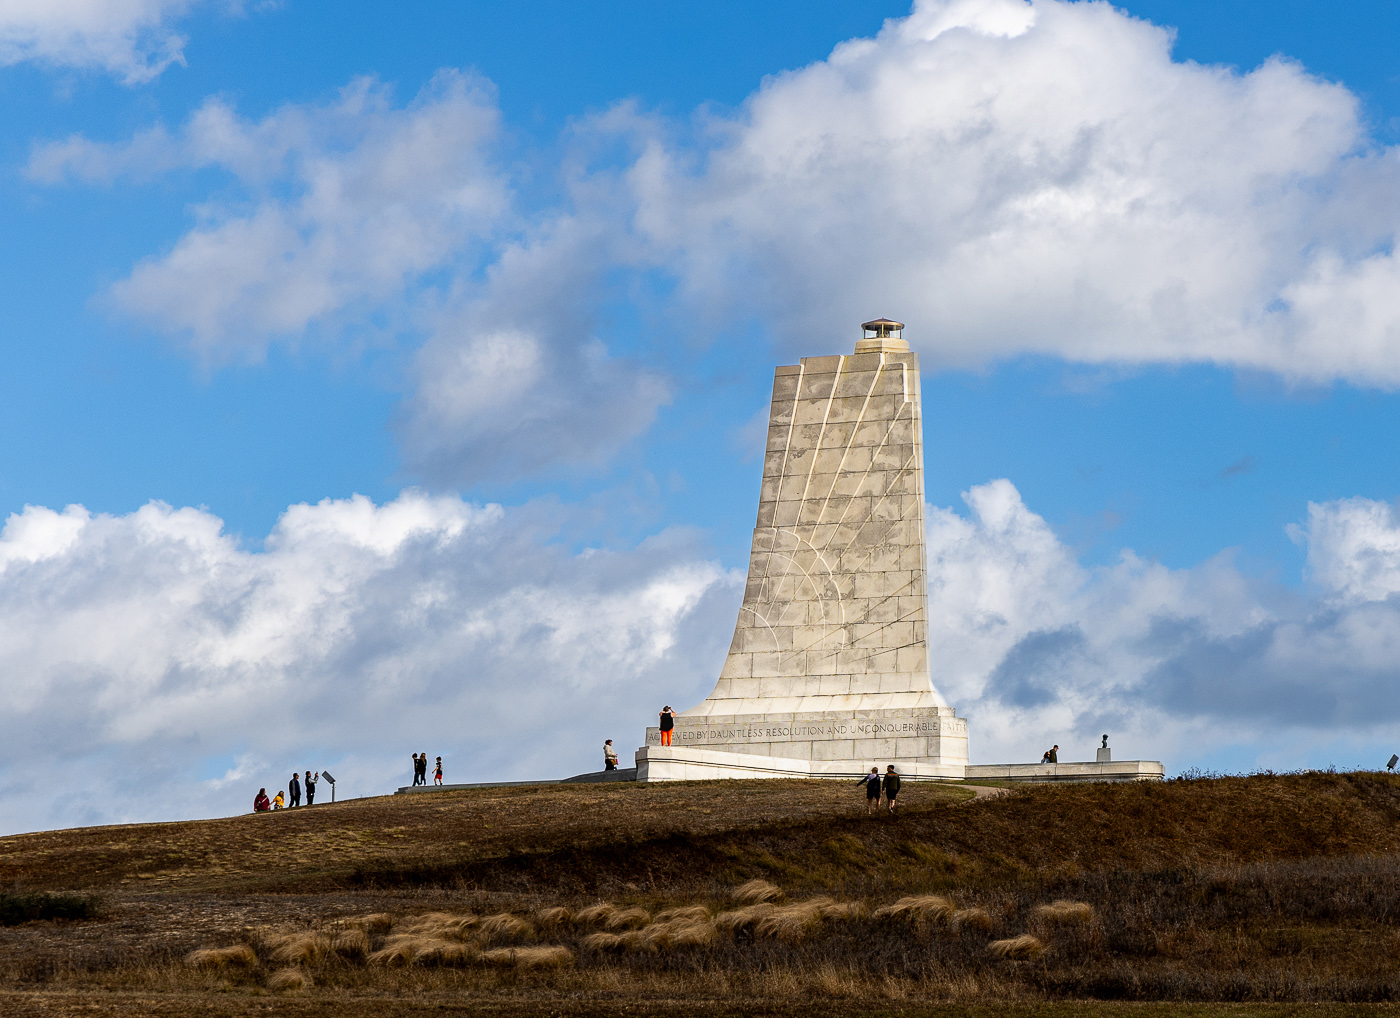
759;357;905;629
739;367;926;671
750;354;857;651
744;354;884;649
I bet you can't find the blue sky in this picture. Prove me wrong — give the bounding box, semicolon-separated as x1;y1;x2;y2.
3;0;1400;831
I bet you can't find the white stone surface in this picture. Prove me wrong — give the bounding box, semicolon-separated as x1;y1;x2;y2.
965;761;1165;782
645;328;969;780
636;745;966;782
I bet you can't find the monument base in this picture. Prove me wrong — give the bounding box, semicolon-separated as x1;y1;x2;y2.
965;761;1164;783
645;707;969;769
634;748;1166;784
635;745;965;782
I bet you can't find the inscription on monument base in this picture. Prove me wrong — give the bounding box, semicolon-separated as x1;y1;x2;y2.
645;708;968;766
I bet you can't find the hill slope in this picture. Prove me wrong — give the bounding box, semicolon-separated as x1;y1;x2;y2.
3;773;1400;1016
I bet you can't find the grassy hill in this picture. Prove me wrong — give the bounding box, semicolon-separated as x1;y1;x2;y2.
3;773;1400;1017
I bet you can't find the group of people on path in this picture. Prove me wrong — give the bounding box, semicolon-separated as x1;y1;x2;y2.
411;752;443;786
253;771;319;812
857;765;902;814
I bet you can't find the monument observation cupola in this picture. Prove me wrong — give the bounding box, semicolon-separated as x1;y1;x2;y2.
855;317;910;354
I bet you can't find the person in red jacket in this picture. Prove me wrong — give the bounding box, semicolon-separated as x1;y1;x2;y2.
253;788;271;812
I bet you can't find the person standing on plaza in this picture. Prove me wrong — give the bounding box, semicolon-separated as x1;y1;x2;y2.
288;771;301;808
658;706;676;746
434;756;443;786
305;770;317;805
857;767;882;815
604;739;618;771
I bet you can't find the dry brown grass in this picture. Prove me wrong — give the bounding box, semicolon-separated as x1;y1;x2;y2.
328;927;371;958
1034;899;1096;925
481;945;573;969
754;897;836;942
533;905;573;929
714;902;777;934
573;903;617;926
411;939;480;967
950;906;994;931
356;912;395;934
266;966;312;991
476;912;531;942
13;774;1400;1011
874;894;954;923
653;904;710;923
731;878;783;904
184;944;256;969
603;907;650;930
266;931;329;965
644;916;718;949
989;933;1045;960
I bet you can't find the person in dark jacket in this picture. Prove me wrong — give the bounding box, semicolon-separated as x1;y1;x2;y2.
857;767;882;814
253;788;271;812
411;752;421;785
659;706;676;746
289;772;301;808
1041;745;1059;764
305;770;317;805
882;765;902;814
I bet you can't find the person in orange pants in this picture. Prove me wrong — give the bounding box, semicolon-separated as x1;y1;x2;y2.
659;705;676;746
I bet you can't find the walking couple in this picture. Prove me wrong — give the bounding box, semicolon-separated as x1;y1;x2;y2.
411;752;443;786
857;766;901;814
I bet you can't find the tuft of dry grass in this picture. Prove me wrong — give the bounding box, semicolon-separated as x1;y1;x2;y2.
653;904;710;923
644;916;718;949
874;894;954;923
989;933;1045;960
730;878;783;905
400;912;477;940
329;928;371;959
266;931;328;965
819;900;866;921
367;933;425;967
357;913;394;934
754;898;834;943
1033;899;1095;925
481;945;573;969
411;939;480;967
477;912;531;942
580;931;623;951
951;906;994;932
603;907;650;930
573;903;617;926
534;905;573;928
266;966;312;991
714;902;777;934
183;944;256;969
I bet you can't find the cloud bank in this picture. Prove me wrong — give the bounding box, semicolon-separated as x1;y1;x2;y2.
633;0;1400;381
0;492;737;834
930;480;1400;768
4;480;1400;833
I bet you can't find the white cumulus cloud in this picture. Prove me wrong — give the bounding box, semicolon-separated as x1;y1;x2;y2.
0;0;201;83
631;0;1400;383
32;71;510;364
929;479;1400;769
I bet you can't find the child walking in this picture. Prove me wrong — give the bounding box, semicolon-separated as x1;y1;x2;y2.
434;756;443;785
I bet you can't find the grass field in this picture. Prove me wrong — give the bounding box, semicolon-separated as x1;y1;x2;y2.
4;773;1400;1016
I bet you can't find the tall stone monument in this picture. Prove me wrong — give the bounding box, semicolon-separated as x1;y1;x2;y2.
636;319;969;781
